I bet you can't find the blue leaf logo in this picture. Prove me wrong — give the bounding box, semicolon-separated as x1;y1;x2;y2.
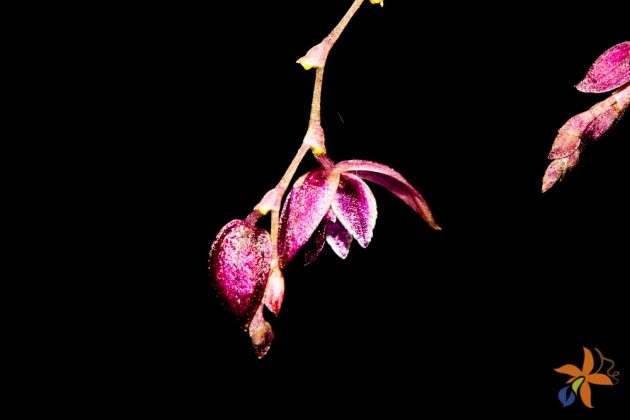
558;385;576;407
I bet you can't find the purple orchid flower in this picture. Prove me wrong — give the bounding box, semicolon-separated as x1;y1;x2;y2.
543;41;630;192
278;158;441;267
208;219;274;358
208;159;439;358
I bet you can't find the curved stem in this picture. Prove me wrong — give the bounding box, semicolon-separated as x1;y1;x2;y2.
255;0;368;270
328;0;365;47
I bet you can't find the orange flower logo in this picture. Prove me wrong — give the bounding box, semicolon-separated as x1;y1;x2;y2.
554;346;619;408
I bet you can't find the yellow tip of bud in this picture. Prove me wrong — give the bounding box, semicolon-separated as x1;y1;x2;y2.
257;207;270;216
299;63;313;71
311;146;327;155
370;0;384;6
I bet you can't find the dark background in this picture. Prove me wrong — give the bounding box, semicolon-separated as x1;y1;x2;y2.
127;1;628;416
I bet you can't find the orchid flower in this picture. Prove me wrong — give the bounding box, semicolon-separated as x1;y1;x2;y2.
542;41;630;192
208;218;274;358
208;1;440;358
279;159;440;267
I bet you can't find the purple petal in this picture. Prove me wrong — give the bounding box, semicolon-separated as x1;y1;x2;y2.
547;113;587;160
613;83;630;110
542;149;581;192
332;173;377;248
576;41;630;93
584;108;619;141
548;90;628;160
334;160;441;230
326;219;352;259
584;89;628;141
304;210;335;265
248;303;273;359
278;169;340;267
208;220;272;327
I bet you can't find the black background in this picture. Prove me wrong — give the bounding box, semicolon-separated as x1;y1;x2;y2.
124;1;628;416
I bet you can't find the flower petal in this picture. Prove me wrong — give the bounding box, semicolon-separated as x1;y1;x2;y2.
248;303;274;359
558;385;576;407
278;169;340;267
304;210;335;265
326;218;353;259
582;347;594;375
579;380;593;408
571;376;585;394
584;108;620;141
582;91;627;142
576;41;630;93
208;220;272;328
554;364;582;378
335;160;440;230
542;149;581;192
587;373;614;386
547;113;591;159
332;173;377;248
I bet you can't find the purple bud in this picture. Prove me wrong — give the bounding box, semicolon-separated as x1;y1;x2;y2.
263;268;284;316
576;41;630;93
542;149;581;193
278;169;340;267
248;304;273;359
208;220;272;328
547;112;588;159
543;84;629;192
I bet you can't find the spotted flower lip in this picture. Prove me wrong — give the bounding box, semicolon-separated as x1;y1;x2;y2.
575;41;630;93
279;159;440;266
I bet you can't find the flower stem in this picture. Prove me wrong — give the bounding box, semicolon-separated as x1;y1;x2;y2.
328;0;365;47
255;0;368;268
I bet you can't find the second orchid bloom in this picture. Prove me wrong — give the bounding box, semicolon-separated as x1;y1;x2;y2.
543;41;630;192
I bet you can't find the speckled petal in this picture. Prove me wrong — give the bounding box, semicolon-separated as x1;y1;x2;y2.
576;41;630;93
326;218;352;259
332;173;377;248
584;108;619;141
208;220;272;328
584;88;628;141
542;149;581;192
547;113;587;159
548;88;628;161
335;160;440;230
304;209;336;265
248;303;273;359
278;169;340;267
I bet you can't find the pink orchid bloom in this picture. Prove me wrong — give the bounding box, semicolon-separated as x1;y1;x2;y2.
543;41;630;192
207;159;439;358
278;159;441;267
208;219;274;358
